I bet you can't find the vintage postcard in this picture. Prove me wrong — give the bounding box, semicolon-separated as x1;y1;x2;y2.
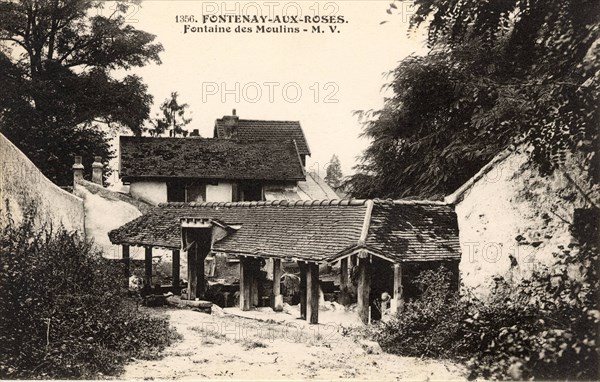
0;0;598;380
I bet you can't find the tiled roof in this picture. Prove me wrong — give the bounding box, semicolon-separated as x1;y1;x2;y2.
214;119;311;156
109;199;461;263
364;202;461;262
119;136;305;182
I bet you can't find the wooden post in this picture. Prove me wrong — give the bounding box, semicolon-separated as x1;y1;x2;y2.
196;249;206;298
188;243;207;300
299;261;307;319
172;249;180;295
251;273;259;307
144;247;153;289
122;245;130;287
239;257;252;311
340;257;348;290
272;258;283;311
391;263;404;315
306;262;320;324
357;255;371;324
187;247;196;299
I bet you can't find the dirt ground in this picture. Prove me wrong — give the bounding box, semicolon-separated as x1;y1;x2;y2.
120;308;467;381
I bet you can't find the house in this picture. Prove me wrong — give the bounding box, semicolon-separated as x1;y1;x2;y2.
120;136;306;204
118;111;335;205
108;199;462;324
213;112;311;166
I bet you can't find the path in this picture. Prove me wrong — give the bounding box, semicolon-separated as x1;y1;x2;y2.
121;308;467;381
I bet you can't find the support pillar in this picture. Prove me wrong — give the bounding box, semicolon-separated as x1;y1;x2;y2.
239;258;250;310
196;250;205;298
298;261;307;319
340;257;348;290
251;274;259;307
188;248;196;299
391;263;404;316
272;258;283;312
339;257;350;304
187;244;206;300
357;255;371;324
306;262;320;324
122;245;130;288
144;247;153;290
172;249;180;295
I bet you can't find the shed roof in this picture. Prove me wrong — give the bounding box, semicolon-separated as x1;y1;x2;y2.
108;199;461;263
214;119;311;156
119;136;305;182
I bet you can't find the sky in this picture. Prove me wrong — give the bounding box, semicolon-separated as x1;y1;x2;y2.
118;0;427;177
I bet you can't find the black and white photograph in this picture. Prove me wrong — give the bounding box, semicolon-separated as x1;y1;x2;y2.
0;0;598;380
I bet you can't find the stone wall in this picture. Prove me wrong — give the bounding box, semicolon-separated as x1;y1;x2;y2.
0;133;85;232
447;148;599;293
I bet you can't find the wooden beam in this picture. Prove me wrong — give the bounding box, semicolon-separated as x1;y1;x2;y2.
272;258;283;312
340;257;348;289
144;247;153;290
298;261;307;319
122;245;130;287
195;248;206;299
339;257;351;305
391;263;404;315
187;247;196;299
172;249;180;295
306;262;320;324
239;258;249;310
357;255;371;324
251;272;259;307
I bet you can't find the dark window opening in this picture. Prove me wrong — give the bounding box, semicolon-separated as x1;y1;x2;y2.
235;183;263;201
167;181;206;202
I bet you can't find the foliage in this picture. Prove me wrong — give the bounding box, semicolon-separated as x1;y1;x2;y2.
348;0;599;199
0;210;177;379
324;154;343;189
148;92;192;137
371;244;600;380
372;267;464;358
0;0;163;186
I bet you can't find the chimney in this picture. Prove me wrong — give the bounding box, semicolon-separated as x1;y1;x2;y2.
72;156;84;187
91;156;103;186
221;109;239;139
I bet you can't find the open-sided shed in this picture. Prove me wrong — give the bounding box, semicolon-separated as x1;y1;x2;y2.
109;199;461;323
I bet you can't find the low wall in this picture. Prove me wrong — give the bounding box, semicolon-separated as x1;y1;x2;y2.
0;133;85;233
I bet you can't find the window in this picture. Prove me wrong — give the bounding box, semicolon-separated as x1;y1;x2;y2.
167;181;206;202
186;183;206;202
234;183;263;202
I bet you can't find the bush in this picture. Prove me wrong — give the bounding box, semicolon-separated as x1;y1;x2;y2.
371;245;600;380
0;212;178;379
372;267;466;358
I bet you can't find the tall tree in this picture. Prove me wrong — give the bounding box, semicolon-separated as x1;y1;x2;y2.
148;92;192;137
348;0;599;199
0;0;163;186
325;154;343;188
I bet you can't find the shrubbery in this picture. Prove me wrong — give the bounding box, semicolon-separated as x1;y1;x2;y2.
371;245;599;380
0;213;178;379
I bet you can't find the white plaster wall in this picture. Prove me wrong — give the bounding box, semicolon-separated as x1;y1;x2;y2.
453;149;599;293
130;181;167;205
0;134;85;232
75;183;142;257
206;182;233;202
